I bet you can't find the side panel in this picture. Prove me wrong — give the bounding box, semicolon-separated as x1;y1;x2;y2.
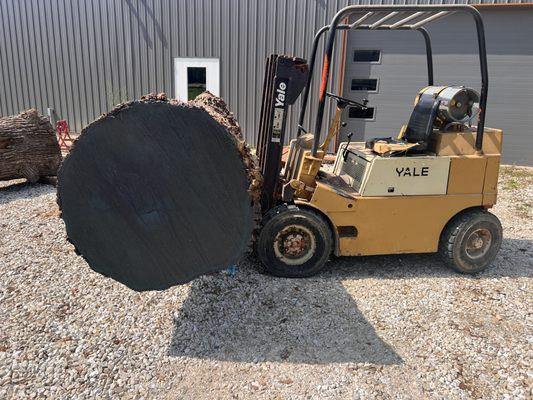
309;182;482;256
447;156;486;195
431;129;503;156
361;157;450;196
482;155;501;205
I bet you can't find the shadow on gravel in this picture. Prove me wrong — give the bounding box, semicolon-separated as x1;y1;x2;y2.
325;238;533;280
168;271;403;365
169;237;531;364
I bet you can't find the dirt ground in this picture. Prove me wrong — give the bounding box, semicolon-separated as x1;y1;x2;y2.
0;166;531;399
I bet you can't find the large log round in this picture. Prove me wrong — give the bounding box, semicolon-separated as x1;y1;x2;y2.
0;109;61;182
58;93;261;291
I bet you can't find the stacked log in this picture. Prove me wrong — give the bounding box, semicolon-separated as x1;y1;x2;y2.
0;109;61;182
57;92;262;291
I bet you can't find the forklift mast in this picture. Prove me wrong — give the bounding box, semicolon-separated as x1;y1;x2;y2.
256;55;309;211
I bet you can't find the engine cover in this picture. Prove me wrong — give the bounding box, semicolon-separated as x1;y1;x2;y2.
334;143;451;197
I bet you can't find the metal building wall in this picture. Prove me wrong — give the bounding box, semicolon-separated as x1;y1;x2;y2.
0;0;353;146
0;0;529;156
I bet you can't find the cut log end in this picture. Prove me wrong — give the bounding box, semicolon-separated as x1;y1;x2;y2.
58;92;262;291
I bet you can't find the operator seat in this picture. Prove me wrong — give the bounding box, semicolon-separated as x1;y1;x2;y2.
403;93;441;148
365;93;440;155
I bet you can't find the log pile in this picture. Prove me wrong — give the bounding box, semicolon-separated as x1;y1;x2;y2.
57;92;262;291
0;109;61;182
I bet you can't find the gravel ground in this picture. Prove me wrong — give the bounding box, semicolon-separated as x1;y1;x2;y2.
0;166;531;399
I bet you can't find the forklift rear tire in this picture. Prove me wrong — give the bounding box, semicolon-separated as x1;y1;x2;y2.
257;205;333;278
439;209;502;274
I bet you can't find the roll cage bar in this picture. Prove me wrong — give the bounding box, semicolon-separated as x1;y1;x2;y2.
297;24;433;136
300;5;488;156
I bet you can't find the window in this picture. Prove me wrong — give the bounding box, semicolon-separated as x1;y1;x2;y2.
187;67;206;100
174;58;220;101
349;106;375;120
353;50;381;63
351;78;378;92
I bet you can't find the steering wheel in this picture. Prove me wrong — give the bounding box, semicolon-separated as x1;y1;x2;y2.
326;92;368;109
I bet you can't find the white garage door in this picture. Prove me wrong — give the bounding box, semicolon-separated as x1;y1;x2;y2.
341;9;533;165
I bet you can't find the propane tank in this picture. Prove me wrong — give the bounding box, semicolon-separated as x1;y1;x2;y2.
417;85;480;126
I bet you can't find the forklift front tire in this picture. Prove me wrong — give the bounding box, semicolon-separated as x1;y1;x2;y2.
439;209;503;274
257;206;333;278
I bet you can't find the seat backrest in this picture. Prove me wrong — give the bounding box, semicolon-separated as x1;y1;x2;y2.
404;94;440;144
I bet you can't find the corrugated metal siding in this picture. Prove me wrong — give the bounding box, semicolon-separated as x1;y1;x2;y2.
0;0;351;143
0;0;531;162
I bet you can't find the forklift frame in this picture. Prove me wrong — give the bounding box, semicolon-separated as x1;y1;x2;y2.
301;5;488;156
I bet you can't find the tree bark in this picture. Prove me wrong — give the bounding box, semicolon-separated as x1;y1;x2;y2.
57;93;262;291
0;109;61;183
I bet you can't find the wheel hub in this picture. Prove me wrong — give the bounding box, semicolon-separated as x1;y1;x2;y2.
273;225;316;266
465;228;492;259
283;233;308;257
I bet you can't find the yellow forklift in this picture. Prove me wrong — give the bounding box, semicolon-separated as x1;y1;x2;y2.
254;5;503;278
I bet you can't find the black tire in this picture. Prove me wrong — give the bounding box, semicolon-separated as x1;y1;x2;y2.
439;209;502;274
257;205;333;278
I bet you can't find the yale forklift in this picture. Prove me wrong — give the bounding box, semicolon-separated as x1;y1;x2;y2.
254;5;503;278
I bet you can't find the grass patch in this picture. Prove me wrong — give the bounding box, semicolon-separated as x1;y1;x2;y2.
500;166;533;191
499;166;533;218
515;202;532;218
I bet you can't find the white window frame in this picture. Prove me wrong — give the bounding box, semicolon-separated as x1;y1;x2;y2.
174;57;220;101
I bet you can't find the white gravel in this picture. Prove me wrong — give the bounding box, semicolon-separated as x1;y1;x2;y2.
0;166;531;399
